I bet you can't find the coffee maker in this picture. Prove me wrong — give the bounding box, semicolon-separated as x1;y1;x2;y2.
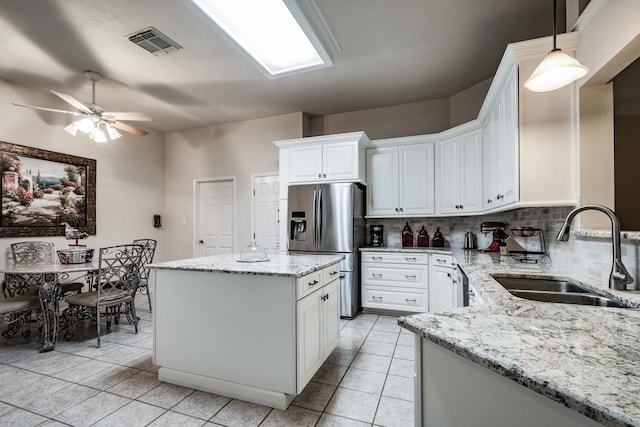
370;225;384;247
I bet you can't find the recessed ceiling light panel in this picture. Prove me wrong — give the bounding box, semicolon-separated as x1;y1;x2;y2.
189;0;339;78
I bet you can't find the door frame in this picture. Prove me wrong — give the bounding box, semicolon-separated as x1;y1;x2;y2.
193;176;237;257
250;172;279;247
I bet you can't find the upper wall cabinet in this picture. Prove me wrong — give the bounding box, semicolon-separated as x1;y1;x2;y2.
366;140;435;217
482;65;519;211
276;132;369;185
437;128;483;215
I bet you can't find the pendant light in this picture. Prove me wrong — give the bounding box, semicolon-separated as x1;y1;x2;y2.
524;0;589;92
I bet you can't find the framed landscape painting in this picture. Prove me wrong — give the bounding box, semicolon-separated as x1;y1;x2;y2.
0;141;96;237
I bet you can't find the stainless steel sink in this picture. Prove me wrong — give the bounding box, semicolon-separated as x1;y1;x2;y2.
495;277;588;293
493;276;630;308
509;289;628;308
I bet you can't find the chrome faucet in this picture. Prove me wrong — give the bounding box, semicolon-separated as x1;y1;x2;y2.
556;205;633;291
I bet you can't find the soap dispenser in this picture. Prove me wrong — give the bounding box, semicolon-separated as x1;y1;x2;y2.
402;222;413;247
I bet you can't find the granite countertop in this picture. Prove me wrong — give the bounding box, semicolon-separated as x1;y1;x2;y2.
400;249;640;427
148;253;343;278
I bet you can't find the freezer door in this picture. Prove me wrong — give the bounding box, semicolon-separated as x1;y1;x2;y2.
317;183;358;253
287;184;318;252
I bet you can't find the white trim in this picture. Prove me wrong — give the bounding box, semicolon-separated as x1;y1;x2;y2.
192;176;237;257
571;0;610;32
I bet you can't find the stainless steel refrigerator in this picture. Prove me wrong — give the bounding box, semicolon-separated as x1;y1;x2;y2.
288;183;365;318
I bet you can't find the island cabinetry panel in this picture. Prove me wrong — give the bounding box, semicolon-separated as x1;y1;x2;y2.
152;260;341;410
366;141;435;217
361;252;429;312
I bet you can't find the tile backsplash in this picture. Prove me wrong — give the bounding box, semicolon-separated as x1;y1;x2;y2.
366;206;640;289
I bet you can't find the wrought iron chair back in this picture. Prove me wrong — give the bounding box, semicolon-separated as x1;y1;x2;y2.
132;238;157;311
11;241;55;264
64;244;143;347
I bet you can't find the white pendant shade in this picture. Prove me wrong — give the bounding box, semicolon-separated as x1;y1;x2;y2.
524;49;589;92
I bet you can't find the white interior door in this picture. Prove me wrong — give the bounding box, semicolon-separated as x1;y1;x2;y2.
195;178;235;257
252;174;280;253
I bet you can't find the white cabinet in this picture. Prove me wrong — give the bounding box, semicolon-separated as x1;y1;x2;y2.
361;252;429;313
296;266;340;392
438;129;483;215
429;253;462;312
483;65;518;210
281;132;368;184
366;141;435;217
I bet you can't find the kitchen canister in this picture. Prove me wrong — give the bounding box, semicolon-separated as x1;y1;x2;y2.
402;222;413;247
432;227;444;247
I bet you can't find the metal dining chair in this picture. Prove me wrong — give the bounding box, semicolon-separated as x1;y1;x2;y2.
132;239;157;312
0;289;41;339
9;241;84;296
63;244;142;348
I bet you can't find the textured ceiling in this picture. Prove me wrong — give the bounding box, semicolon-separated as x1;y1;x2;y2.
0;0;563;133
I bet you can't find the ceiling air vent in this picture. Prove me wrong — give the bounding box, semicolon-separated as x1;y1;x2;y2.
127;26;182;56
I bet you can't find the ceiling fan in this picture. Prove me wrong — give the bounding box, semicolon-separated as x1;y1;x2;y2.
12;70;151;141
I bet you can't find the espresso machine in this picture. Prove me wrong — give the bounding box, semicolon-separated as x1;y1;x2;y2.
479;221;506;252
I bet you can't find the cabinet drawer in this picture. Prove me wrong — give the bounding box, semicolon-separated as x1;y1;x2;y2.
362;265;427;288
362;252;427;265
296;270;322;300
323;263;341;284
362;286;428;312
431;253;454;267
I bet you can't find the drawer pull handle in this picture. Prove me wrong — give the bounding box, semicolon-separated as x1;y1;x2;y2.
436;258;447;263
405;257;417;262
372;296;383;301
308;279;319;286
329;271;338;276
372;256;383;261
372;273;383;278
405;298;417;303
405;275;417;280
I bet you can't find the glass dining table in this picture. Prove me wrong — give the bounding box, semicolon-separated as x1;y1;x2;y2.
0;261;98;352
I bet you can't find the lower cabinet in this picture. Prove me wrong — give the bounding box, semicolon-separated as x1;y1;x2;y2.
429;253;462;312
296;273;339;392
361;252;429;313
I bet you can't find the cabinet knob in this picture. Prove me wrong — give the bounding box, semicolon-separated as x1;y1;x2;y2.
460;204;464;209
318;174;322;178
487;199;492;204
323;174;327;178
395;207;400;212
447;273;451;278
399;207;403;212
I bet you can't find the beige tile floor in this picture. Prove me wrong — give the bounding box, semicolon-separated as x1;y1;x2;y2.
0;296;415;426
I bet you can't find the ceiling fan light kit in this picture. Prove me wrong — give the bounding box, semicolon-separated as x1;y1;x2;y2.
12;70;151;141
524;0;589;92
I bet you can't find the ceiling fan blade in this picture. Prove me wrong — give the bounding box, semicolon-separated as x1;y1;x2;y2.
51;90;91;114
103;112;152;122
110;120;149;137
12;102;84;117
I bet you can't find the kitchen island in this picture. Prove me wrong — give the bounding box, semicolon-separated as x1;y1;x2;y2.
148;253;342;409
400;250;640;427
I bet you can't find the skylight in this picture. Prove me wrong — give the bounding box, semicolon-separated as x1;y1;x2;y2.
189;0;336;77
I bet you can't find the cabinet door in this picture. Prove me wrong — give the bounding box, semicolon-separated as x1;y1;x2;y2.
290;144;323;183
429;265;455;312
459;130;483;213
366;147;399;216
500;68;518;206
323;141;359;182
400;143;435;215
322;279;340;359
296;289;323;391
438;136;461;214
482;108;498;210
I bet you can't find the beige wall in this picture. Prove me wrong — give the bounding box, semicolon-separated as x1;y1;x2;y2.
311;98;451;140
449;78;492;128
163;113;303;261
0;77;165;265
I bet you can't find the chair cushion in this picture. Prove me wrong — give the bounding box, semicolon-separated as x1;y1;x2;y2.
66;289;132;307
0;295;40;313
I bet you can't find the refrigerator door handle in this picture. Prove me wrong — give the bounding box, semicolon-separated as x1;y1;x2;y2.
317;189;323;248
312;189;318;246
